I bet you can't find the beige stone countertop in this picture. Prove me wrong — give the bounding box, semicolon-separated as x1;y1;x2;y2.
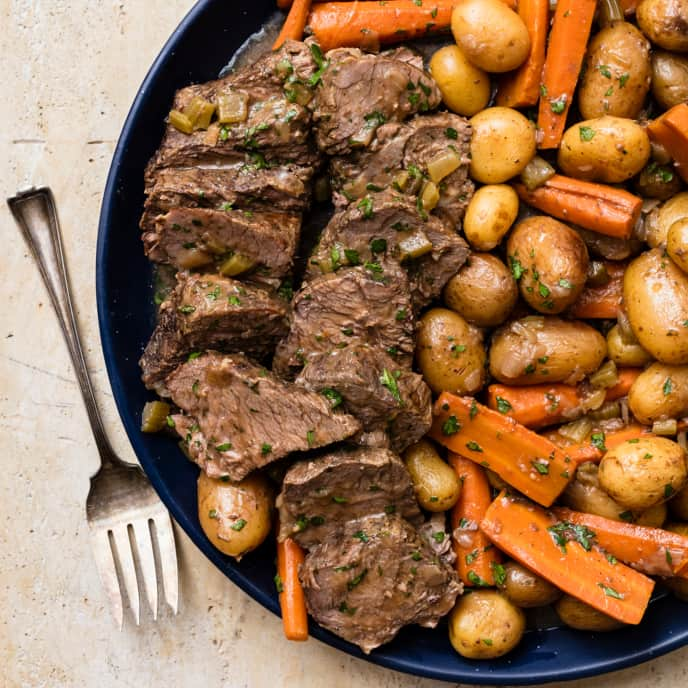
2;1;688;686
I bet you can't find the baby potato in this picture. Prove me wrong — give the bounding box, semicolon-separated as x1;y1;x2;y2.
578;22;651;120
489;316;607;385
558;116;651;183
635;162;683;201
606;325;653;367
624;248;688;364
443;253;518;327
628;362;688;424
417;308;486;395
667;219;688;273
198;472;273;560
403;439;461;512
637;0;688;52
469;107;536;184
498;562;562;608
669;485;688;520
555;595;624;632
562;461;630;521
463;184;519;250
652;51;688;109
506;216;589;314
451;0;531;73
429;45;490;116
448;590;525;659
598;437;688;511
635;501;668;527
645;192;688;248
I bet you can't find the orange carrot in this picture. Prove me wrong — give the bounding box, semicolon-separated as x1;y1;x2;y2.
605;368;642;401
276;536;309;641
273;0;313;49
430;393;574;507
553;507;688;579
548;424;654;464
569;262;626;319
496;0;549;108
647;104;688;184
448;453;503;587
513;175;643;240
537;0;597;149
481;493;655;624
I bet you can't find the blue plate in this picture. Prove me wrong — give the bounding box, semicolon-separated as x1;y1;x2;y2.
96;0;688;682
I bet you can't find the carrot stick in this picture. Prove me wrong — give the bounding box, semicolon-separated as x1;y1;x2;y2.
276;536;309;641
448;453;502;587
496;0;549;108
548;424;654;464
513;175;643;240
605;368;642;401
481;493;655;624
647;104;688;184
552;507;688;579
569;262;625;319
537;0;597;149
430;393;574;507
273;0;313;49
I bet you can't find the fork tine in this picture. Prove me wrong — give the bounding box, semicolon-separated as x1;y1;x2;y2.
89;527;124;630
111;525;141;625
132;518;158;620
152;512;179;614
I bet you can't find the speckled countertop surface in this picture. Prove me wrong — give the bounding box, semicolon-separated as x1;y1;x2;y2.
2;2;688;686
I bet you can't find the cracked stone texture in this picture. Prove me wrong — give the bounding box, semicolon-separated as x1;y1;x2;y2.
2;2;688;687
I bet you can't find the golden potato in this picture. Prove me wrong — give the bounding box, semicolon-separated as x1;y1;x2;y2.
198;472;273;559
666;521;688;536
429;45;490;116
635;501;668;527
637;0;688;52
403;439;461;512
645;192;688;248
562;461;630;521
469;107;536;184
667;219;688;273
489;316;607;385
448;591;525;659
555;595;624;632
443;253;518;327
606;325;653;368
558;116;651;183
417;308;486;395
506;216;589;314
652;51;688;109
628;362;688;424
624;248;688;364
598;437;688;510
463;184;519;250
498;562;561;608
635;162;683;201
669;485;688;520
578;22;651;120
451;0;531;73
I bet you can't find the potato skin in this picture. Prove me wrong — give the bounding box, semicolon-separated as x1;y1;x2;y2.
429;45;491;117
443;253;518;327
578;22;651;120
555;595;624;632
637;0;688;52
652;51;688;109
645;192;688;248
489;316;607;385
198;472;273;559
635;162;684;201
417;308;486;395
463;184;519;250
598;437;688;510
451;0;531;73
448;591;525;659
498;562;562;608
606;324;653;367
667;219;688;273
624;248;688;364
507;216;589;314
562;461;630;521
403;439;461;512
635;500;668;527
469;107;536;184
628;362;688;424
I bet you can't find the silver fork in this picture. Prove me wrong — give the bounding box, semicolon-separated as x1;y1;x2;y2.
8;187;179;628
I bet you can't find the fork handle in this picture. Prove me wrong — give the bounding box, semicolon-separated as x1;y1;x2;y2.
8;187;118;467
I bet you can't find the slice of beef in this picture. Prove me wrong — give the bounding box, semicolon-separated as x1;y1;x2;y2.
140;273;289;392
312;48;441;155
330;113;474;229
276;447;421;547
142;207;300;280
305;190;469;309
165;353;360;481
300;513;463;653
295;345;431;452
273;264;415;377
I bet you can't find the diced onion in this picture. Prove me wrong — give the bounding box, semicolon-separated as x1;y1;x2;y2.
652;419;678;436
169;110;194;134
420;181;440;212
217;91;249;124
589;360;619;389
218;252;256;276
559;417;593;443
398;231;433;260
427;149;461;184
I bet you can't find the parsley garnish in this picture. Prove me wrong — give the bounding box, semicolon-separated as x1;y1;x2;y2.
466;441;483;452
380;368;403;404
442;415;460;435
598;583;624;599
579;126;596;142
496;397;512;414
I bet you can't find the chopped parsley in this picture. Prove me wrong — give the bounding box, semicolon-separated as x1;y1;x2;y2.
591;432;607;452
445;127;458;140
306;430;315;447
442;415;460;435
496;396;512;414
274;573;284;593
215;442;232;452
395;308;407;321
579;126;596;142
432;531;445;543
467;571;490;586
558;278;573;289
548;521;596;553
261;443;272;455
597;65;612;78
465;441;483;453
509;256;526;280
598;583;624;600
357;195;374;219
465;549;479;565
353;531;369;543
663;377;673;396
665;484;675;498
344;248;361;266
332;496;348;504
469;400;478;419
208;509;218;519
322;388;343;408
231;519;247;531
491;562;507;587
531;460;549;475
380;368;403;404
347;569;368;590
370;237;387;254
549;95;567;114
